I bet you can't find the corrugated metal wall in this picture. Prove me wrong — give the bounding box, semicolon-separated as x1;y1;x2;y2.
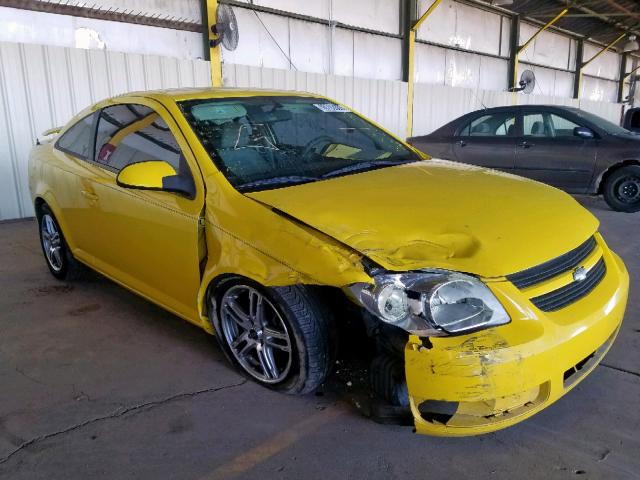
0;43;626;221
0;41;211;221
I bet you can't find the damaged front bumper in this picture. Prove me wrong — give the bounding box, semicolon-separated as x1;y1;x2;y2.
404;240;629;436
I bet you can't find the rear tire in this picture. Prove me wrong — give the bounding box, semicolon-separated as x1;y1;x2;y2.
211;279;335;394
603;165;640;212
37;204;84;280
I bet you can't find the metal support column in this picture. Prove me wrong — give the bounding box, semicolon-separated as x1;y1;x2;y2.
618;52;628;103
205;0;223;87
573;39;584;99
507;14;520;91
406;0;443;138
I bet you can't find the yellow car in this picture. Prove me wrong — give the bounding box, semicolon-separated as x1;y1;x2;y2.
29;88;629;436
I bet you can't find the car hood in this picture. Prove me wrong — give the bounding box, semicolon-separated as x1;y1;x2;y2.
246;160;599;278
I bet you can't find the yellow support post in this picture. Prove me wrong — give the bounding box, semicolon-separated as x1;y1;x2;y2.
406;0;443;139
575;33;626;99
513;8;568;92
206;0;223;88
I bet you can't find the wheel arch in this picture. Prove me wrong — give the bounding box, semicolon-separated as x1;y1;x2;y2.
597;159;640;194
32;194;78;251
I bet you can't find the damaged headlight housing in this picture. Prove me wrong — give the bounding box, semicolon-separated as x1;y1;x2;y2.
349;271;510;336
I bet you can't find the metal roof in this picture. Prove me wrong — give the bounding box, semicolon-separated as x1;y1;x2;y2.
501;0;640;48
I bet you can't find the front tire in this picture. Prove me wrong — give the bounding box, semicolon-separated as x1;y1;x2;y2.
211;279;334;394
603;165;640;212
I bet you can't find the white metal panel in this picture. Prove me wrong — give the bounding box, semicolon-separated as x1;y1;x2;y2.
0;7;203;59
0;41;211;221
414;43;447;85
288;20;330;74
415;43;508;91
581;76;618;103
333;0;400;34
221;9;292;70
519;22;572;71
579;98;623;124
234;0;329;20
582;43;620;81
478;56;508;91
417;0;503;57
332;28;354;77
352;33;402;81
222;63;407;138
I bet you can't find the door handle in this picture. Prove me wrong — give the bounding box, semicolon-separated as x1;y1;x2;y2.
81;190;99;201
519;141;533;149
458;140;467;147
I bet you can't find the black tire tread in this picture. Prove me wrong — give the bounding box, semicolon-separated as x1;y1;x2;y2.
38;203;86;281
603;165;640;213
273;285;335;394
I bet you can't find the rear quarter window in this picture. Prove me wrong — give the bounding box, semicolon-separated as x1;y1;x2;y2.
55;113;97;160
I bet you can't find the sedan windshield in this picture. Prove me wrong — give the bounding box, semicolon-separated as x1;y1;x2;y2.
179;96;418;191
573;109;630;135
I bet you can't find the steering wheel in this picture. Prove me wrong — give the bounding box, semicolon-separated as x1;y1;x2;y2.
301;136;334;159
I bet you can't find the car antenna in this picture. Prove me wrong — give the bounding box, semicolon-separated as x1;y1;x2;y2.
471;88;488;110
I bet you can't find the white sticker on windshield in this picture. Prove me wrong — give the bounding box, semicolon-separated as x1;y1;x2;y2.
313;103;350;113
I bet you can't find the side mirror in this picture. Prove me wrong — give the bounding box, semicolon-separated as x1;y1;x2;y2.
574;126;595;139
116;161;195;198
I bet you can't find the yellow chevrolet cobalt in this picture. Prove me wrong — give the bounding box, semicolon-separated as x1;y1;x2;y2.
29;88;628;436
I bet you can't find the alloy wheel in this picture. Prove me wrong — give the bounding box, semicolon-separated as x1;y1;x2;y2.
41;214;64;272
220;285;293;383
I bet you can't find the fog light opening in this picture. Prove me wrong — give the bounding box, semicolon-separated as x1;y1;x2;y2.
418;400;460;425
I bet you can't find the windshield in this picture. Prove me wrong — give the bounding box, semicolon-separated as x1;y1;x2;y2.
573;109;629;135
179;96;418;191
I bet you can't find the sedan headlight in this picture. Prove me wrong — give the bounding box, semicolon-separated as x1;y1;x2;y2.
349;271;510;336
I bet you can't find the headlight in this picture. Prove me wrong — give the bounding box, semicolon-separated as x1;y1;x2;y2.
349;271;510;336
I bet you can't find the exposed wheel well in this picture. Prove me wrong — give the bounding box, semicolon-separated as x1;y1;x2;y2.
598;160;640;193
33;197;47;220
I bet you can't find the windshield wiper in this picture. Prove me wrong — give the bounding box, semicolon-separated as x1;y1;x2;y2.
236;175;319;192
321;158;416;179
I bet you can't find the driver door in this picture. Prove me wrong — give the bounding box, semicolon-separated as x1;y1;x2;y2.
77;99;205;323
513;110;598;193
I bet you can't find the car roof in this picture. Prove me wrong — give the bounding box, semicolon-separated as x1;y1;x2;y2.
468;104;582;114
118;87;322;103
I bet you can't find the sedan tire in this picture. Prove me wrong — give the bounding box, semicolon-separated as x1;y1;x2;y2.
211;280;335;394
603;165;640;213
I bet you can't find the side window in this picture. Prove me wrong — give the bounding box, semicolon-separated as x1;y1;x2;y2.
523;113;551;137
549;113;581;137
56;112;97;159
460;112;516;137
94;104;184;174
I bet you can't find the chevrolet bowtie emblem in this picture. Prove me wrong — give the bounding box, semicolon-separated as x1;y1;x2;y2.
573;266;588;282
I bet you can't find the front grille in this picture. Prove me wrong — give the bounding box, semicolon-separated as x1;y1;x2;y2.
531;258;606;312
507;236;597;289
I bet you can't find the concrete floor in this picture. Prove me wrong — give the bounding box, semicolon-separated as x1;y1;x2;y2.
0;195;639;480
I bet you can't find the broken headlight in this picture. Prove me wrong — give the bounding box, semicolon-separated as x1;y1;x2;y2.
349;271;510;336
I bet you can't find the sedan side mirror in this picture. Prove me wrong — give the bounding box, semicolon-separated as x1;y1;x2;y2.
116;160;195;198
574;126;595;139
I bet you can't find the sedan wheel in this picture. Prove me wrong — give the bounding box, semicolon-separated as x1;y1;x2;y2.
220;285;293;383
603;165;640;213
